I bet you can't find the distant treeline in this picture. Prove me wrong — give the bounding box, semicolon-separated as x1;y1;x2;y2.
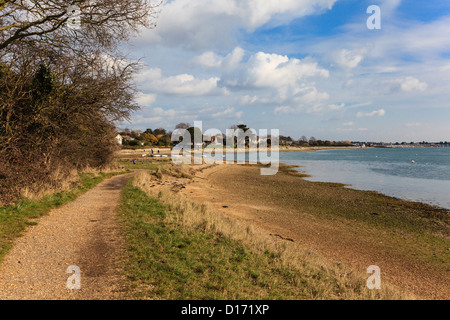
119;128;172;147
281;135;353;147
118;124;353;148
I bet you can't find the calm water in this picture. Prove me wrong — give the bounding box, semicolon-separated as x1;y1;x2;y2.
279;147;450;210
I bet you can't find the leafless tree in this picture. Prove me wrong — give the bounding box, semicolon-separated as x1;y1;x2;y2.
175;122;191;130
0;0;159;52
0;0;160;203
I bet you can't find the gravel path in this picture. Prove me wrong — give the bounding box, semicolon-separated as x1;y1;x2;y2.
0;173;134;300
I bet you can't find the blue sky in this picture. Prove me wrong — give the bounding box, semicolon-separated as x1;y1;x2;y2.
119;0;450;142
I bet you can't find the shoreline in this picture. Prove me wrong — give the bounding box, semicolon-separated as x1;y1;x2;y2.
174;163;449;300
118;147;450;212
118;145;361;155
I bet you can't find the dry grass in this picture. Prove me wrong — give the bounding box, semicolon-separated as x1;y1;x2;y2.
20;167;79;202
131;170;412;300
161;163;195;179
19;163;125;203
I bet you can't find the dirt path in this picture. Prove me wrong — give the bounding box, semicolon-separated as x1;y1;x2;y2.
0;173;134;300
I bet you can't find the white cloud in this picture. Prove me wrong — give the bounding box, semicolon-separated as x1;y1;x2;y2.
357;109;386;118
134;48;334;119
220;52;329;90
192;47;245;69
240;95;258;105
191;52;223;69
274;106;294;115
332;49;366;69
193;50;334;115
361;16;450;60
137;68;226;96
327;103;345;111
211;107;243;119
384;77;428;93
238;0;337;29
400;77;428;92
135;92;157;107
140;0;337;50
381;0;402;16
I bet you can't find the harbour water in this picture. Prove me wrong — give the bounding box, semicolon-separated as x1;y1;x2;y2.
279;147;450;210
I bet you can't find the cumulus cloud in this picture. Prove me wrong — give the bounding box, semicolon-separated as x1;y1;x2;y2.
135;92;157;107
211;106;243;119
274;106;294;115
134;48;334;118
185;49;333;114
140;0;337;50
137;68;227;96
332;48;366;69
357;109;386;118
385;77;428;92
192;47;245;69
219;51;329;90
401;77;428;92
191;52;223;69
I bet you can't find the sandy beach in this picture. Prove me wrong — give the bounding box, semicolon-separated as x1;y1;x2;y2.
160;163;449;300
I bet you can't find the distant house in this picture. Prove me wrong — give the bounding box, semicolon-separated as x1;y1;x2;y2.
115;134;123;145
121;135;134;143
204;135;224;146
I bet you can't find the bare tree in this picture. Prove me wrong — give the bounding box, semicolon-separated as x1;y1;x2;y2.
175;122;190;130
0;0;160;52
0;0;160;204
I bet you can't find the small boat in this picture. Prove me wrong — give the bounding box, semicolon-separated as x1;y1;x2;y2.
149;154;167;158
